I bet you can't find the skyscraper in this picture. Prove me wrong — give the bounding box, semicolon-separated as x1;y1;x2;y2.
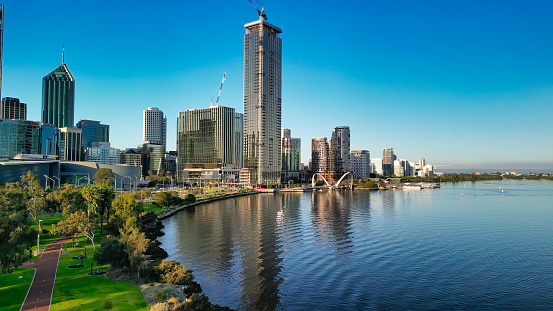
177;105;237;170
234;112;244;169
331;126;351;179
76;119;109;147
243;17;282;185
382;148;396;176
143;107;166;146
42;61;75;129
350;150;371;180
311;137;333;181
281;128;301;171
59;127;82;161
1;97;27;120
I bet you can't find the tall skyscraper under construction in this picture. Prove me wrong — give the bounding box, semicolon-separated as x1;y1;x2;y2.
243;13;282;185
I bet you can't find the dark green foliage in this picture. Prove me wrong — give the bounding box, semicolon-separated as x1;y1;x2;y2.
93;238;130;269
103;300;113;310
0;182;38;273
184;193;196;204
175;293;216;311
154;191;182;208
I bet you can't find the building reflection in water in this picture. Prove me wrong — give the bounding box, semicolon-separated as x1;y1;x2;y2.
310;190;354;256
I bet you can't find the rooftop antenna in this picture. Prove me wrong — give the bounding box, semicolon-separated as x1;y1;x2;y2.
62;46;65;64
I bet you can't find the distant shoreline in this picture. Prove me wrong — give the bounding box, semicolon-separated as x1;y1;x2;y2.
438;168;553;174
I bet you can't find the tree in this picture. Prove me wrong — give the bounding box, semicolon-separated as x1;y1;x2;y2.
93;168;115;186
46;184;86;215
120;227;149;276
21;171;46;232
81;184;100;216
93;238;130;269
174;294;216;311
111;193;145;235
96;185;115;234
184;194;196;204
51;210;97;249
0;182;37;273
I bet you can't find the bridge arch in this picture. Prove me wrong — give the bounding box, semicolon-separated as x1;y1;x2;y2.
336;172;353;188
311;173;331;187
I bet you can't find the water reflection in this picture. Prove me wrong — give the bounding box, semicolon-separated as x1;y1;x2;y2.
311;190;354;255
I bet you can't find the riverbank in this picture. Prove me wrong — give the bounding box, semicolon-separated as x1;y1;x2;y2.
156;190;258;220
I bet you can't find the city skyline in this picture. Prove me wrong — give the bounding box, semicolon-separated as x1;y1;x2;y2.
1;0;552;170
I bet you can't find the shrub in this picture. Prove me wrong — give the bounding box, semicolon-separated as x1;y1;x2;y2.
155;260;194;285
103;300;113;310
184;194;196;204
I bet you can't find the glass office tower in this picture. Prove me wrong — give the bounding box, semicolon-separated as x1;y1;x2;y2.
42;63;75;129
177;105;236;170
76;119;109;147
243;18;282;185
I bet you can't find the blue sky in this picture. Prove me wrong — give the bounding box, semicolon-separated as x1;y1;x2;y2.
2;0;552;169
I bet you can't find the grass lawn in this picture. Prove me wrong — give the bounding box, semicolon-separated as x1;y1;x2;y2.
50;235;149;311
143;203;163;213
28;213;63;261
0;268;36;310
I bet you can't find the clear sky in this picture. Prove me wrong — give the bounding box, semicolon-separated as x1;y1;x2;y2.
2;0;552;170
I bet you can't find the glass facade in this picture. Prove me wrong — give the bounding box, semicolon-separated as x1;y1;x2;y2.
0;119;40;158
177;106;236;170
351;150;371;180
59;127;82;161
40;123;58;156
281;129;301;172
138;143;165;177
1;97;27;120
42;64;75;129
331;126;351;178
234;112;243;169
76;119;109;147
244;19;282;185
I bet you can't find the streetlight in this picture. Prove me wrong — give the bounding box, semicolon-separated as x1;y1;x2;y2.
72;174;78;185
53;176;60;187
44;175;55;190
37;219;43;255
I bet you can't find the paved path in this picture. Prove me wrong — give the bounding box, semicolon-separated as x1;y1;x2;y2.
20;236;72;311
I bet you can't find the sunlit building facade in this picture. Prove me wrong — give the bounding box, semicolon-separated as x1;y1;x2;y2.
243;18;282;185
1;97;26;120
143;107;166;146
42;63;75;129
177;105;237;171
76;119;109;147
350;150;370;180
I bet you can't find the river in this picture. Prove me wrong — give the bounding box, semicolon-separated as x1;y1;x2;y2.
159;180;553;310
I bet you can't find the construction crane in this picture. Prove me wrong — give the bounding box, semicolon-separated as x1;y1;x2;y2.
210;72;226;107
247;0;267;20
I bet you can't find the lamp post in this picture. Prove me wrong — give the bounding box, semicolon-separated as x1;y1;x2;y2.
37;219;43;254
53;176;60;187
72;174;78;185
44;175;55;189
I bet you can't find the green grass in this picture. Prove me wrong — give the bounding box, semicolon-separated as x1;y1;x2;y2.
28;213;63;261
143;203;163;213
0;268;36;310
50;234;149;311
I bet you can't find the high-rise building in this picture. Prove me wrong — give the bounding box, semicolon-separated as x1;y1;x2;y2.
42;62;75;129
243;17;282;185
177;105;236;170
0;119;40;158
1;97;27;120
120;148;142;167
281;128;301;171
138;143;165;177
59;127;82;161
234;112;244;169
311;137;333;181
350;150;371;180
382;148;396;176
40;123;58;156
85;142;120;165
143;107;166;146
331;126;350;179
76;119;109;147
370;158;383;176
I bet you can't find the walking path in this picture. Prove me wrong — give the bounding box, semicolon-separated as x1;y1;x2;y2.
20;236;71;311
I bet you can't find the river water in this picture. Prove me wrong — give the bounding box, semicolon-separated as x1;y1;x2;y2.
159;180;553;310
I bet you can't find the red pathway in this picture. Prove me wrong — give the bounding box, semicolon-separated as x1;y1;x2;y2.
20;236;71;311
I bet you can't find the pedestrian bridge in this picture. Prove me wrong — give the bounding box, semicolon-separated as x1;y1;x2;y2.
311;172;354;189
